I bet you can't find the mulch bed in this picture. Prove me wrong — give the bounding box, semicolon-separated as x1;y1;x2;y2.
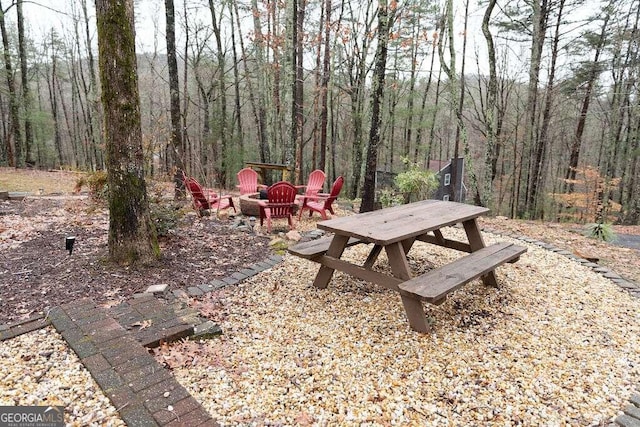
0;196;270;324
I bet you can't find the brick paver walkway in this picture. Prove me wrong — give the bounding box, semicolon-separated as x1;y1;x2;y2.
48;298;217;426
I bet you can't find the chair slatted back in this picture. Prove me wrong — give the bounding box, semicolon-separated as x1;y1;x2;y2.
237;168;259;195
304;169;326;198
266;181;297;219
323;176;344;209
185;177;211;210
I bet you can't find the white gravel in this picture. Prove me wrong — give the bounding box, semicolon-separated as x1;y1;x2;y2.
162;229;640;426
0;326;125;426
2;226;639;426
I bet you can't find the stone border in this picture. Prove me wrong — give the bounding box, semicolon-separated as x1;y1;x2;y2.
0;254;285;339
48;298;218;427
0;254;284;426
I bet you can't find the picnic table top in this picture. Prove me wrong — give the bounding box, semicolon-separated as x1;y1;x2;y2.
317;200;490;246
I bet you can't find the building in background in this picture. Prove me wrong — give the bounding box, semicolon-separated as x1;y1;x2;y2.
428;158;466;202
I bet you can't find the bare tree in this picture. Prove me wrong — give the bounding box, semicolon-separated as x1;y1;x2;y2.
0;0;22;167
95;0;158;264
361;0;394;212
292;0;306;184
165;0;185;198
207;0;230;186
480;0;498;207
565;6;610;193
16;0;34;166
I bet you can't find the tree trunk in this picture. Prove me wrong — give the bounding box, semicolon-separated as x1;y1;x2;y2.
481;0;497;207
319;0;332;174
16;0;34;166
81;0;103;170
73;55;96;170
95;0;159;265
0;0;23;167
0;91;8;162
518;0;548;216
208;0;229;186
230;11;244;168
564;12;609;193
528;0;565;218
346;1;375;199
414;34;437;165
361;0;393;213
165;0;185;198
250;0;270;164
438;0;471;203
46;42;63;168
292;0;305;184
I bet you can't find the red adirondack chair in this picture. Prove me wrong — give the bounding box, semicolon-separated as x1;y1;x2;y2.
183;174;235;217
258;181;297;233
295;169;326;202
298;176;344;220
236;167;267;195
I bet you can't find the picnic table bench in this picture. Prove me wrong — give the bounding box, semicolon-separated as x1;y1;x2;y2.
288;199;527;333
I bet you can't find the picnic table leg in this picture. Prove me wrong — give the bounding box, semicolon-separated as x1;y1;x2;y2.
401;237;416;254
363;236;414;269
463;219;498;286
432;229;446;245
312;234;350;289
385;242;431;333
363;245;382;269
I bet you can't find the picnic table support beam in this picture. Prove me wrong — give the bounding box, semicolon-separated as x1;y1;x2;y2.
364;237;416;269
463;219;498;286
363;245;382;269
312;234;350;289
385;242;431;333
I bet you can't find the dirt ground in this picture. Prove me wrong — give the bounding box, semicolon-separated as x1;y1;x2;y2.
0;168;273;324
1;167;638;324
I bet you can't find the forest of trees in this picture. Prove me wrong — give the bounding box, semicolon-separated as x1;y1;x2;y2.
0;0;639;224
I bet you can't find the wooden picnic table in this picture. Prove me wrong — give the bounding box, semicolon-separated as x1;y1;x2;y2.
288;200;526;333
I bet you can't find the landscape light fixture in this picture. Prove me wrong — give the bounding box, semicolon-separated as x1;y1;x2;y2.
66;236;76;255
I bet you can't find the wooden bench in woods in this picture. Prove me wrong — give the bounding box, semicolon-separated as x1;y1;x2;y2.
398;242;527;305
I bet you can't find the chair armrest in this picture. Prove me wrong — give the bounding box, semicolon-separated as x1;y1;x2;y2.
298;193;329;202
203;189;219;198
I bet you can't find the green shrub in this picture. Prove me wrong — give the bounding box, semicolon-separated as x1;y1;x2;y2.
395;161;438;203
150;202;182;237
583;222;616;242
378;189;404;208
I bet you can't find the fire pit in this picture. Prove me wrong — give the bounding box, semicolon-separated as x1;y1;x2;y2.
239;192;299;217
239;193;262;216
